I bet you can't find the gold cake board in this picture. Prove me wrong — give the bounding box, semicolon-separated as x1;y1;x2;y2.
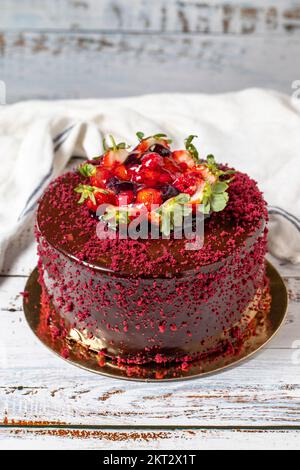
23;261;288;382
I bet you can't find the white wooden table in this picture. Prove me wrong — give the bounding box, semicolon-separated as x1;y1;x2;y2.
0;221;299;449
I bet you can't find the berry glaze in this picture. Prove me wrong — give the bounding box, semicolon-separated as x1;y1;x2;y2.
36;134;269;365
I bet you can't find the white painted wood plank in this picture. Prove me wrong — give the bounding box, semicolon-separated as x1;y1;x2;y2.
0;32;298;102
1;0;300;35
0;355;298;426
0;427;299;450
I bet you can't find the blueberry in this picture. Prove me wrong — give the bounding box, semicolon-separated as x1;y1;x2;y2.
107;177;136;194
106;176;120;190
124;152;141;167
160;184;180;201
149;144;171;157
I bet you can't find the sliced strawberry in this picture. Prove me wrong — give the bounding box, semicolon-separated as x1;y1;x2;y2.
136;188;163;211
116;190;135;206
136;139;151;154
85;190;115;211
142;169;161;187
163;157;182;176
95;190;116;206
114;164;130;181
141;152;164;170
195;165;217;184
102;148;129;168
173;172;199;195
90;167;111;188
135;137;170;155
172;150;195;169
127;164;144;183
189;180;206;204
86;198;98;212
129;166;159;187
189;180;206;213
158;171;173;184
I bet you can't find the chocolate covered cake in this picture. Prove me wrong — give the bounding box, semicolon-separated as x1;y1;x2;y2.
36;133;269;366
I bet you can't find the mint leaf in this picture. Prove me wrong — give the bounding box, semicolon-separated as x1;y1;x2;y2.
212;181;228;193
101;206;130;230
153;133;167;139
158;193;191;236
205;154;236;180
136;131;145;141
102;135;128;152
197;180;230;214
210;192;229;212
102;137;108;152
184;135;200;163
138;132;172;144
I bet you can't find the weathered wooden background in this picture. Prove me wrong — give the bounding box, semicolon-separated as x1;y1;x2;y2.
0;0;300;102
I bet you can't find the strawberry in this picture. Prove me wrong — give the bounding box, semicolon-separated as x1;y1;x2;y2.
127;164;144;182
194;165;217;184
141;152;164;170
90;167;111;188
173;172;199;195
102;148;129;168
114;164;130;181
129;165;159;187
142;169;161;187
135;133;171;155
189;180;206;204
116;190;135;206
101;135;129;168
163;157;182;176
158;171;173;184
136;188;163;211
94;190;116;206
172;150;195;169
86;198;98;212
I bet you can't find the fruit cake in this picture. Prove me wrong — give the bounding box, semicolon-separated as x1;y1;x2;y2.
36;133;269;365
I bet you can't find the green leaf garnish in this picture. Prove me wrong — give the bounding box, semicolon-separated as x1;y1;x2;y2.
136;132;172;144
205;154;236;178
136;131;145;141
153;133;167;139
78;163;96;177
210;191;229;212
153;133;172;144
198;179;230;214
158;193;192;236
102;137;108;152
101;206;130;230
74;184;109;205
185;135;200;163
212;181;229;193
109;135;117;151
102;135;129;152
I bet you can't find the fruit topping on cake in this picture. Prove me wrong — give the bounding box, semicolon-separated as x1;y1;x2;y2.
75;133;235;233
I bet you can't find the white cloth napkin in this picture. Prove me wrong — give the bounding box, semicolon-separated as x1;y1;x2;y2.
0;88;300;269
